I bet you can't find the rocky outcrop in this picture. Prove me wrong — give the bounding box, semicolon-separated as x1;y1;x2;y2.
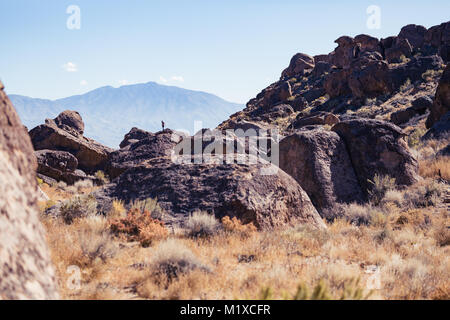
119;127;154;149
332;119;419;192
106;129;184;180
390;96;432;125
29;111;113;173
423;111;450;140
96;155;326;230
426;64;450;128
281;53;315;79
0;82;58;299
279;128;364;217
289;111;339;129
53;110;84;136
424;21;450;62
347;52;391;98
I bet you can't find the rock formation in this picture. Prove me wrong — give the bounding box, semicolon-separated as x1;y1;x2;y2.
0;81;58;299
96;155;326;230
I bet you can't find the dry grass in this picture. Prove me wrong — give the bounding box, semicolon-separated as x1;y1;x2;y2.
39;154;449;300
419;156;450;181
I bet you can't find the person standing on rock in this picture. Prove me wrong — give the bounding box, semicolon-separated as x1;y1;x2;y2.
161;120;165;131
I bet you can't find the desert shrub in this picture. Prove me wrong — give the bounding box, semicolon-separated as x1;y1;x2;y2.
185;211;221;238
109;199;126;218
368;174;396;205
404;179;445;208
222;216;257;238
74;179;94;192
370;209;387;228
77;216;117;263
55;181;68;191
286;224;331;246
261;278;372;300
130;198;165;220
343;203;371;226
109;208;168;247
60;194;98;224
400;78;411;92
381;189;404;208
151;239;210;283
433;224;450;247
408;127;427;149
95;170;109;185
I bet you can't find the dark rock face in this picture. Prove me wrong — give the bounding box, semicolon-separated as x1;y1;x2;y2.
290;111;339;130
281;53;315;79
279;128;364;217
54;110;84;136
389;55;444;91
323;68;351;98
29;111;113;173
0;82;58;299
398;24;427;49
119;127;154;149
348;52;391;98
96;155;326;230
390;96;431;126
106;129;183;180
332;119;419;192
424;21;450;62
384;37;413;63
423;111;450;140
36;149;77;180
426;64;450;128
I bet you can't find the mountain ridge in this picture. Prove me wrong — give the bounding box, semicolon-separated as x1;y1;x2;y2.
10;82;243;148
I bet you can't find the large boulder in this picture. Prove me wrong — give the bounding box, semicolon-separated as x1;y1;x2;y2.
36;149;77;180
119;127;154;149
384;37;413;63
281;53;315;79
423;111;450;140
426;64;450;128
398;24;427;49
390;96;431;125
348;52;391;98
424;21;450;62
279;128;364;217
96;155;326;230
330;36;357;68
323;68;352;98
106;129;183;180
53;110;84;136
29;111;113;173
332;119;419;192
0;82;58;299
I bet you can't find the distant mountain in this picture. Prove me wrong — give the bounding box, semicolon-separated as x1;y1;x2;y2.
10;82;243;148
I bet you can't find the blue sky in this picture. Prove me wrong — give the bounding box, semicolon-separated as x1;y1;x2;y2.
1;0;449;103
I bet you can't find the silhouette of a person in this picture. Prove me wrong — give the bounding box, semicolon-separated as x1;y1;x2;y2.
161;120;165;131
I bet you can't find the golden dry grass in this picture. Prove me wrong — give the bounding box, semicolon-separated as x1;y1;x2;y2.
419;156;450;181
40;190;450;300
